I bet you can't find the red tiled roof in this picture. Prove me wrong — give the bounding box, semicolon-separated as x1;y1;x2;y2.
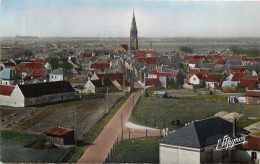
206;73;222;83
120;44;128;51
158;72;174;77
45;127;73;137
187;59;200;64
231;72;245;82
240;79;257;89
230;66;246;73
214;59;225;64
254;57;260;62
133;50;156;58
245;90;260;97
19;62;44;70
137;57;161;65
32;69;46;77
184;55;206;60
244;75;258;80
91;63;110;70
145;78;161;86
149;69;158;75
186;69;201;75
0;85;15;96
243;136;260;151
30;59;46;65
83;53;92;58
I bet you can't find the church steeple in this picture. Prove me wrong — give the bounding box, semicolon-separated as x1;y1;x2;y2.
130;8;138;51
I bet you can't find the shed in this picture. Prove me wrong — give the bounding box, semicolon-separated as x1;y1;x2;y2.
45;127;75;145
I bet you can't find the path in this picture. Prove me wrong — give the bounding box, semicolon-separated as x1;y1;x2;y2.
78;91;142;163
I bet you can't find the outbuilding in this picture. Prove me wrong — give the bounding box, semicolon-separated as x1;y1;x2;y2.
45;127;75;145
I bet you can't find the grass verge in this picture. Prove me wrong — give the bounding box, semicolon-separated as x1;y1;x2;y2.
237;118;260;128
109;136;160;163
0;130;44;144
59;147;84;163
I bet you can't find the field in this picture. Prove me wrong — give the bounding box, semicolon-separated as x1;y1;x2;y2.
0;130;73;163
109;137;159;163
129;96;260;130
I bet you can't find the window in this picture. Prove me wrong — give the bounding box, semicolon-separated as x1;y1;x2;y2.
193;78;196;81
252;152;257;161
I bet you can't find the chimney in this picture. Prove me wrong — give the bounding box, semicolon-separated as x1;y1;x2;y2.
232;117;237;138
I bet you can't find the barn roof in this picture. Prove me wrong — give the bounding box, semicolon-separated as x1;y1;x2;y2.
18;81;74;98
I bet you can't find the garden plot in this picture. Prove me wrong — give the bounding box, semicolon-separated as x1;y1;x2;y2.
25;92;125;138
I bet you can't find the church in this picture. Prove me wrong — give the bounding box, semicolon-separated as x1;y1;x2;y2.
129;9;138;51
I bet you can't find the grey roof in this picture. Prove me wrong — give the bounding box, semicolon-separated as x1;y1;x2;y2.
50;68;64;75
0;68;14;80
228;60;243;66
159;117;249;148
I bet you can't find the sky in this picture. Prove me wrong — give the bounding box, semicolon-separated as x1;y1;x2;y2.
0;0;260;37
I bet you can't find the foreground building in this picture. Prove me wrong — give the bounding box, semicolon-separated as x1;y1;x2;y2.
0;81;75;107
159;117;259;164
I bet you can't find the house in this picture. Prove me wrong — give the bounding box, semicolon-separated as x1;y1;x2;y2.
240;135;260;163
0;85;15;106
9;81;75;107
244;90;260;105
189;74;205;86
84;78;114;93
0;68;17;85
205;73;223;89
221;81;239;92
159;117;249;164
49;68;64;82
239;78;258;90
45;127;75;145
115;44;128;53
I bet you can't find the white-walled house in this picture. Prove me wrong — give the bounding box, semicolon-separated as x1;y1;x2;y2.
0;85;15;106
49;68;64;82
189;74;200;85
159;117;251;164
0;81;75;107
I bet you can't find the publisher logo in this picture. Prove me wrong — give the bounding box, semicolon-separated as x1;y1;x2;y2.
216;135;247;151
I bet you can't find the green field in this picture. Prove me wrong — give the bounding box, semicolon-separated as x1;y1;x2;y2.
109;137;159;163
130;96;260;130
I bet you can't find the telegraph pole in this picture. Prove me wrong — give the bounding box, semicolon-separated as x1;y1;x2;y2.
106;86;109;113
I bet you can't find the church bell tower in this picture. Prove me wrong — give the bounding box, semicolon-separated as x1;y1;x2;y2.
129;9;138;51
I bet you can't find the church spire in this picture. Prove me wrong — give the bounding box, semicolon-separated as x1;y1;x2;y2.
129;8;138;51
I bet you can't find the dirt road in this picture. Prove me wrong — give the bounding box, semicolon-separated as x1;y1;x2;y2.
78;91;141;163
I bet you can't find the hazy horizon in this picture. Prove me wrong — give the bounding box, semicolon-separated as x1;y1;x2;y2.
1;0;260;38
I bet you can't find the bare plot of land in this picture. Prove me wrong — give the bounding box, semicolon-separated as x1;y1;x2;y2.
25;92;125;138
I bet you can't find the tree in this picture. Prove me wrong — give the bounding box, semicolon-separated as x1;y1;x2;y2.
49;57;60;70
179;46;193;54
62;63;73;70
